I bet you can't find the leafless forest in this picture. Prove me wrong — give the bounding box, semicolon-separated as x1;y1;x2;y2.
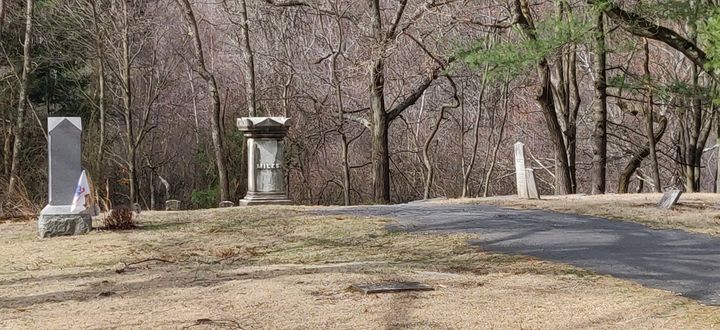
1;0;719;213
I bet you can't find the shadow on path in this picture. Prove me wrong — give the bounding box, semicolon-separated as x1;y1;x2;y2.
318;203;720;305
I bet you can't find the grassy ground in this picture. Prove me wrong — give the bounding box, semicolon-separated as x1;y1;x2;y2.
459;193;720;236
1;206;720;329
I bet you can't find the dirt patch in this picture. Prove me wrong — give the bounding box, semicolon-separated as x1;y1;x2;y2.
1;206;719;329
457;193;720;236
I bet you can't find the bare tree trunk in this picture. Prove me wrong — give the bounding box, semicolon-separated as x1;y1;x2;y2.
516;0;572;195
238;0;256;116
8;0;34;195
340;135;351;205
0;0;6;34
549;0;579;193
89;0;106;196
681;5;713;192
371;94;390;203
327;9;350;206
462;69;488;198
716;110;720;193
176;0;230;202
185;64;200;192
119;0;138;204
331;52;351;205
335;75;351;206
3;127;11;180
567;43;580;193
186;64;200;147
368;0;390;203
422;78;459;199
644;39;661;192
591;11;607;194
483;83;509;197
618;116;667;193
685;62;701;192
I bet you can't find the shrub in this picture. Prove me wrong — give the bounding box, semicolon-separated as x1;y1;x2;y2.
104;206;135;230
191;186;219;209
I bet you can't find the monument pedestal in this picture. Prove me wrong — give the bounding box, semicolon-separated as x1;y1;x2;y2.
237;117;292;206
38;206;92;238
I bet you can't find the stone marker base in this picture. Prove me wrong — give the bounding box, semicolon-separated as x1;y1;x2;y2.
38;205;92;238
239;192;291;206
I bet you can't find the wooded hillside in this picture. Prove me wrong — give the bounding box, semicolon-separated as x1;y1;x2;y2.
1;0;719;213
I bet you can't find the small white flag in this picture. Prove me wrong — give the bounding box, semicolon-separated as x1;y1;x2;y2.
70;170;91;213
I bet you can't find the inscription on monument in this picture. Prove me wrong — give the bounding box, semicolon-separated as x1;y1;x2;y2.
257;163;282;169
254;139;285;193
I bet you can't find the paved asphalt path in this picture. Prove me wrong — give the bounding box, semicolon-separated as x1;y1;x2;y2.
319;202;720;305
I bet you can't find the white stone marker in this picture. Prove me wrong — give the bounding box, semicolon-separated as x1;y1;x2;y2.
237;117;292;205
38;117;92;238
514;142;529;198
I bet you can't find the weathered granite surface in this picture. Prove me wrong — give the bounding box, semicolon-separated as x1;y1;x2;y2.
38;206;92;238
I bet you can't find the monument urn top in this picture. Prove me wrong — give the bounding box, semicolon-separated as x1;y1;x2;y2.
236;117;291;137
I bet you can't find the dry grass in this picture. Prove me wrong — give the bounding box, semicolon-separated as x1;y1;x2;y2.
1;205;720;329
456;193;720;236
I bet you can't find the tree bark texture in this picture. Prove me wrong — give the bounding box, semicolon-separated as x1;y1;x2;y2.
591;11;607;194
7;0;34;196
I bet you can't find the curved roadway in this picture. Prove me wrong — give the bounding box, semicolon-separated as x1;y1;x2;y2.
320;203;720;305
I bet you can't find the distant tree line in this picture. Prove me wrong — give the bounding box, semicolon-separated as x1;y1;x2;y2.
1;0;720;215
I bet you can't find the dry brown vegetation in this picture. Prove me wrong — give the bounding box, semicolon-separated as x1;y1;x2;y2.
460;193;720;236
2;206;720;329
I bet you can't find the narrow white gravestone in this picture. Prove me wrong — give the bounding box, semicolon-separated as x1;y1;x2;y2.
38;117;92;238
514;142;529;198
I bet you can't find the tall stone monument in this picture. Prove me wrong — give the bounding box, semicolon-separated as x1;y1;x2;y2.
514;142;540;200
514;142;529;198
38;117;92;238
237;117;292;205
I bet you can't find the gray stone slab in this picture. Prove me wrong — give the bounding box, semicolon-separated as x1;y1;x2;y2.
48;118;82;205
658;189;682;209
165;200;180;211
350;282;434;294
525;168;540;200
514;142;528;199
318;203;720;305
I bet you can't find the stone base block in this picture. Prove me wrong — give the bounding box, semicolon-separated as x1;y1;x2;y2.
38;205;92;238
239;192;292;206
